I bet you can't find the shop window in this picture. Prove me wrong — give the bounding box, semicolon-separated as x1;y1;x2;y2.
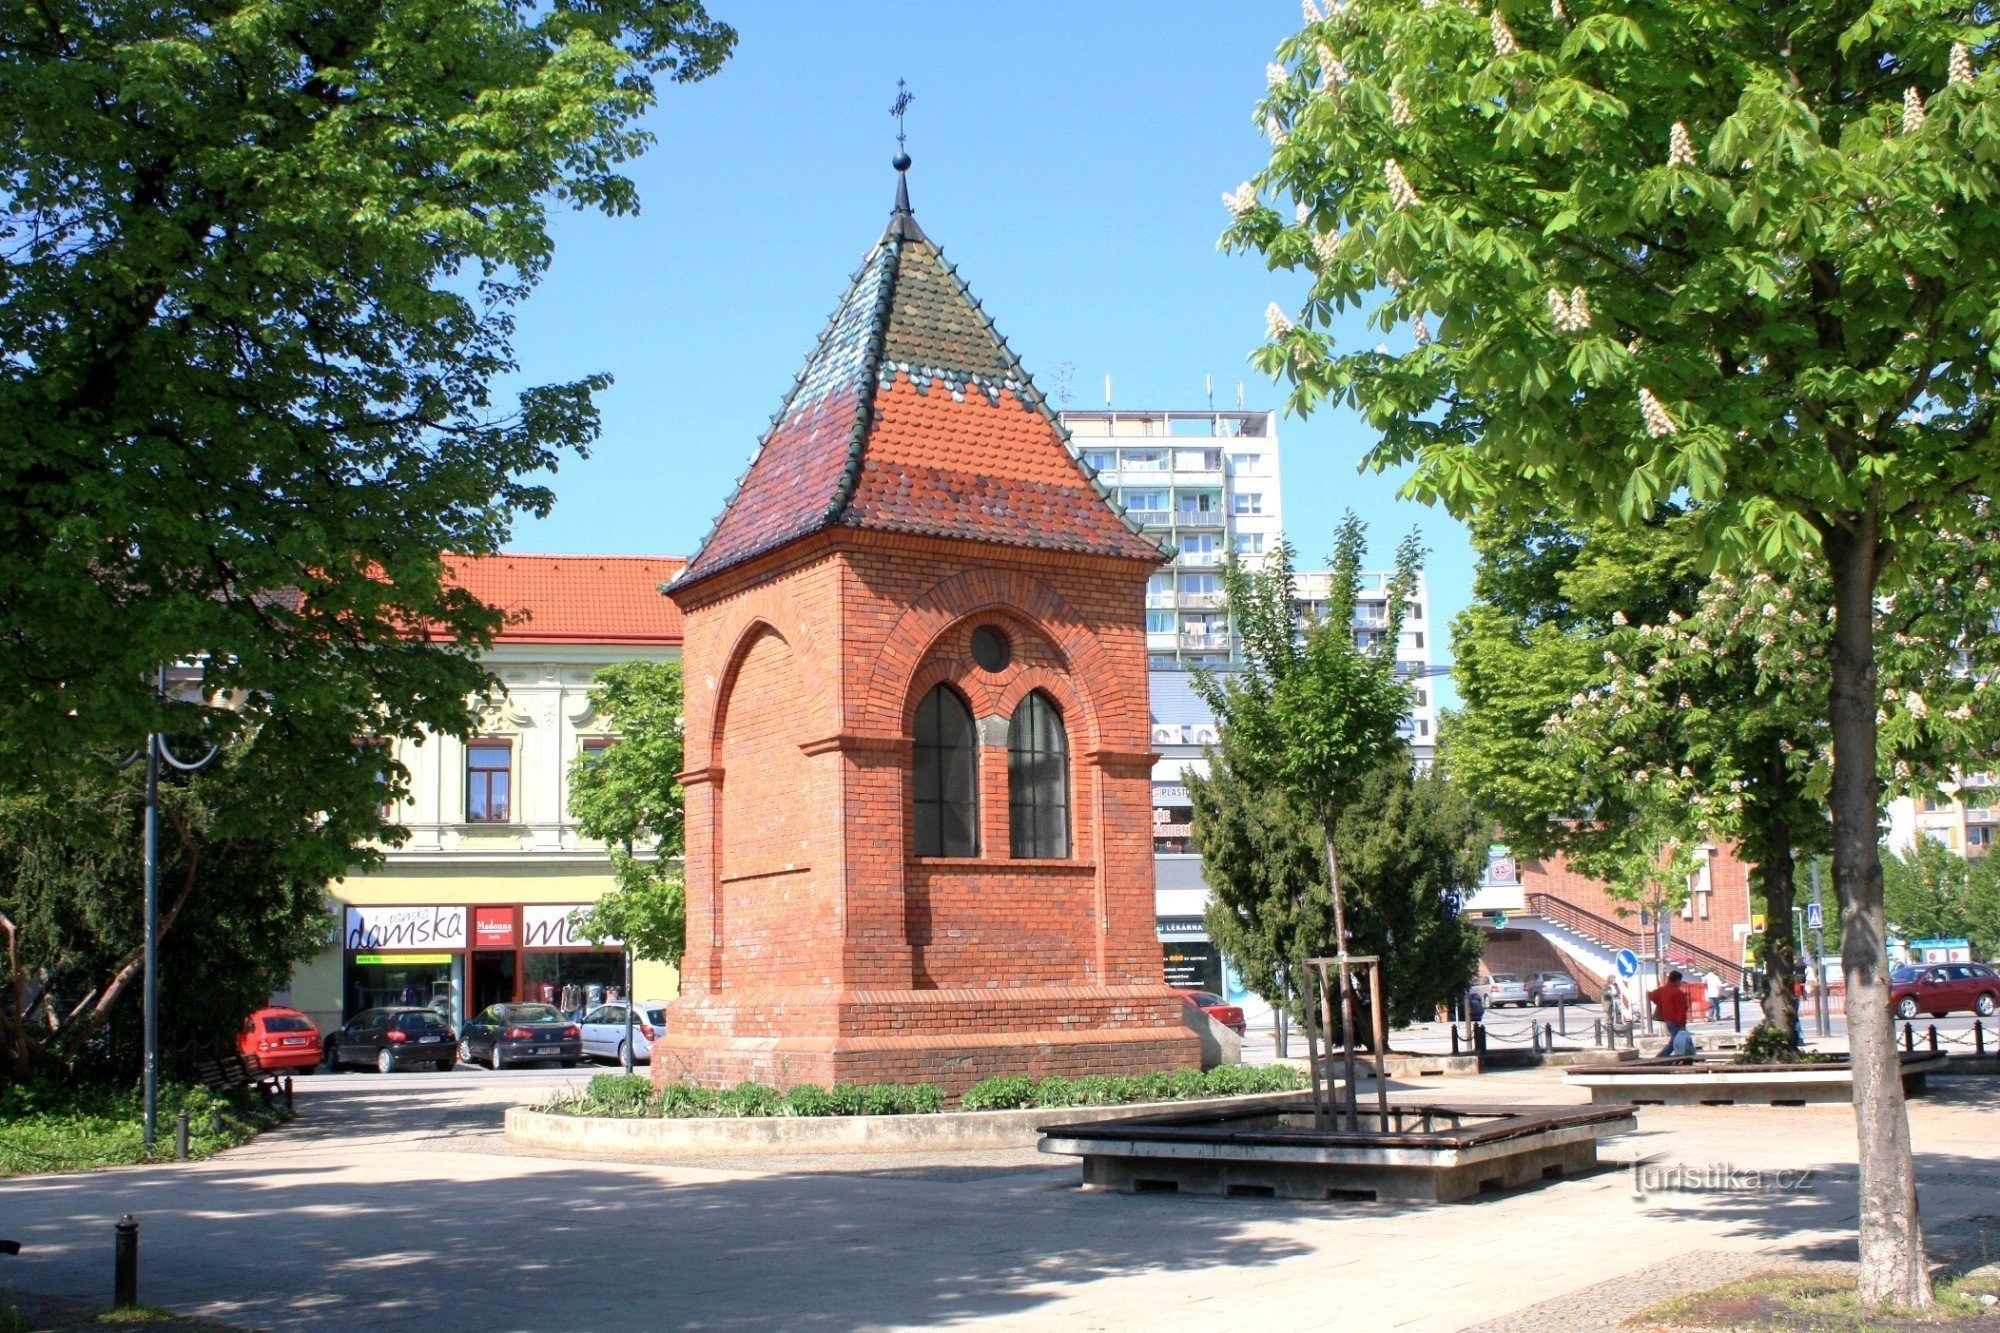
466;738;512;823
913;685;978;857
1009;691;1070;859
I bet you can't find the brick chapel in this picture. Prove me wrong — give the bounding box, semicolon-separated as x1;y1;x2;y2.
657;159;1201;1095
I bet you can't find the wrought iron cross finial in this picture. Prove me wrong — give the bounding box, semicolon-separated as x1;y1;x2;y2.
890;79;914;154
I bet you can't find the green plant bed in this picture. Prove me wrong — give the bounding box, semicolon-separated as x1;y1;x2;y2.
539;1066;1308;1120
1733;1025;1838;1066
1632;1268;2000;1328
0;1081;290;1177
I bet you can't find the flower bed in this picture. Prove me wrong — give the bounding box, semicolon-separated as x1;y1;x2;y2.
537;1066;1307;1121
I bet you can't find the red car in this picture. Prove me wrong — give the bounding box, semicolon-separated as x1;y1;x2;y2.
239;1006;322;1072
1174;988;1247;1036
1891;963;2000;1020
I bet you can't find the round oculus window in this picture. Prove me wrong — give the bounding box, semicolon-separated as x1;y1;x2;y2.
970;626;1012;673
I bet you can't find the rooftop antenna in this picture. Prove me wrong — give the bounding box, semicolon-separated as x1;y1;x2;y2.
1104;374;1113;409
1206;374;1214;410
1237;380;1246;410
1055;361;1075;408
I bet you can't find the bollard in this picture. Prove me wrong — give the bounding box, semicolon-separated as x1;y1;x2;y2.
1558;1003;1567;1038
1903;1022;1915;1053
1544;1021;1555;1050
284;1076;294;1111
176;1110;189;1162
113;1215;138;1309
1474;1023;1488;1057
1929;1024;1940;1054
1732;989;1742;1033
1978;1019;1986;1058
1593;1019;1602;1047
1530;1024;1541;1054
1449;1024;1460;1057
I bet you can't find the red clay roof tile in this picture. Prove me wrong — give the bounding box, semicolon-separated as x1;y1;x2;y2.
444;554;684;644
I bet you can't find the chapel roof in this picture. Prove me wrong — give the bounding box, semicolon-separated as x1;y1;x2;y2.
671;162;1165;590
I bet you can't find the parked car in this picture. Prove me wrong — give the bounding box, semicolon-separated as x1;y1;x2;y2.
1471;973;1530;1008
323;1007;457;1073
1890;963;2000;1020
239;1007;321;1073
1526;972;1581;1007
579;1001;672;1064
1173;988;1247;1036
458;1003;583;1070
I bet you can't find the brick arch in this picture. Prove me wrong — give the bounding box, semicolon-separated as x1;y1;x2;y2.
862;568;1130;742
705;603;835;768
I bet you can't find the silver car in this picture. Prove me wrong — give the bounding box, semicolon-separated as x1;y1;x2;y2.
1473;973;1531;1008
1526;971;1581;1006
579;1000;671;1065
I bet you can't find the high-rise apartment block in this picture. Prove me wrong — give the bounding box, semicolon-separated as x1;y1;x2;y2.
1060;409;1285;670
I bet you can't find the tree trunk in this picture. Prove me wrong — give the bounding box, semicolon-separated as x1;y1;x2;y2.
1321;821;1359;1129
1825;523;1933;1311
1758;790;1802;1051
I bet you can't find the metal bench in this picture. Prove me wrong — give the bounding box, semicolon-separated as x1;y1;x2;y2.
189;1051;286;1103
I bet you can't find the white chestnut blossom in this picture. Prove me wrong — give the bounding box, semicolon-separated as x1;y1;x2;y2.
1611;609;1628;626
1903;85;1927;134
1668;121;1697;168
1951;43;1974;87
1390;88;1415;126
1302;0;1322;21
1639;387;1677;437
1491;10;1519;56
1225;182;1258;216
1547;286;1591;332
1319;44;1351;89
1414;314;1432;344
1905;691;1929;720
1385;159;1422;209
1268;62;1289;88
1552;0;1566;17
1265;116;1289;146
1312;229;1343;265
1266;303;1295;337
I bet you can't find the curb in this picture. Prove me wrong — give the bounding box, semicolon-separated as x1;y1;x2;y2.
504;1089;1308;1158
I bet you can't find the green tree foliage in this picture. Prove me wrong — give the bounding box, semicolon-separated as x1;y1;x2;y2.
1883;837;2000;960
1231;5;2000;1299
0;0;734;786
0;743;353;1083
565;662;686;967
1193;750;1484;1032
1195;514;1425;1048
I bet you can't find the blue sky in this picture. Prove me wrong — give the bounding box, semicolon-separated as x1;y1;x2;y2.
504;2;1473;701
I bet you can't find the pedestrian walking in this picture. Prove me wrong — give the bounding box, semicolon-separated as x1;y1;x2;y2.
1647;970;1694;1057
1702;970;1723;1022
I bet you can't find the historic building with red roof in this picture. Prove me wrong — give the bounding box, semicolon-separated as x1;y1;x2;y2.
655;159;1200;1094
284;554;686;1039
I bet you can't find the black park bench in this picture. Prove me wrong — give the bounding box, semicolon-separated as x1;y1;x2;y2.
189;1051;287;1104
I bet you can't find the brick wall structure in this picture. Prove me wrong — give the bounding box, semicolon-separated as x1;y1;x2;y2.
654;164;1199;1096
1508;845;1758;987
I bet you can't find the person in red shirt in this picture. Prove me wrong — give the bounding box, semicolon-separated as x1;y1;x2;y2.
1647;970;1694;1056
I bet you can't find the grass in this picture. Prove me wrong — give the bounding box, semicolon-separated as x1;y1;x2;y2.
1633;1270;2000;1328
0;1081;290;1177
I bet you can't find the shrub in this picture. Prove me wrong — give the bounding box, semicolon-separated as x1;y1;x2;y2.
959;1075;1035;1111
1200;1064;1257;1096
786;1084;837;1117
1072;1075;1126;1106
716;1081;785;1117
1130;1070;1174;1103
857;1082;943;1115
656;1082;719;1118
584;1074;655;1117
1031;1075;1084;1107
826;1084;868;1116
900;1083;945;1115
1167;1067;1208;1100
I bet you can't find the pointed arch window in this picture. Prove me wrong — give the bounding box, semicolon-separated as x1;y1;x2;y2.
1009;691;1070;859
913;685;979;857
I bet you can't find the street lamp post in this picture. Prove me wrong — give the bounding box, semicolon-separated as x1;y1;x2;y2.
621;835;635;1075
134;667;220;1153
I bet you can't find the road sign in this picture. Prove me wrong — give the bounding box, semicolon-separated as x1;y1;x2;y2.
1805;902;1824;932
1491;913;1509;930
1615;948;1640;979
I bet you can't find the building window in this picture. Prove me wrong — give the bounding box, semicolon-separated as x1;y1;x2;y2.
1231;492;1264;515
1969;825;1994;852
913;685;979;857
1009;691;1070;859
466;739;512;823
1232;533;1264;556
1147;610;1175;634
581;737;616;764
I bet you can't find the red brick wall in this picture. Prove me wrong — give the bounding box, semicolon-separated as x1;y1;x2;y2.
661;529;1199;1095
1521;845;1757;969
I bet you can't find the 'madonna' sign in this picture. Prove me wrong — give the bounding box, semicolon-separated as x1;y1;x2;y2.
344;905;467;951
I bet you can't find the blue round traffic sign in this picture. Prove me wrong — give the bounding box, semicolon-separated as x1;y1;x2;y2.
1615;948;1640;979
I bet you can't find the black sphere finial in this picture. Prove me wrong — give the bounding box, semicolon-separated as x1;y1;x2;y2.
893;150;912;173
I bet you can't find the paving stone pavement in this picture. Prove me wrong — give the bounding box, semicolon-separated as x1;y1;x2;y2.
1;1067;1996;1331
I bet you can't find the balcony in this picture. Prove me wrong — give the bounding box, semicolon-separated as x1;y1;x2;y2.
1174;510;1226;530
1178;551;1223;568
1145;592;1178;609
1128;511;1171;529
1179;591;1226;610
1180;631;1231;651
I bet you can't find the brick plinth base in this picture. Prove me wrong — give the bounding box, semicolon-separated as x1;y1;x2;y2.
653;986;1201;1101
